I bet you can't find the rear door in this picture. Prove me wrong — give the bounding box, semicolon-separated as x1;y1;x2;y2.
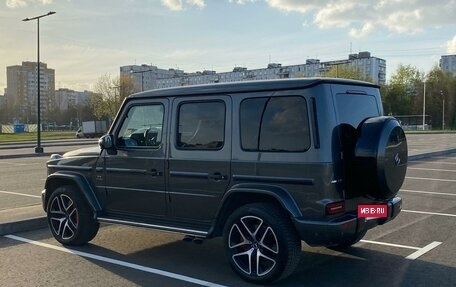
168;96;231;223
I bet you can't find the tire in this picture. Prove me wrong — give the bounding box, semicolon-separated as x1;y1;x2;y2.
328;230;367;250
46;185;99;246
223;203;301;284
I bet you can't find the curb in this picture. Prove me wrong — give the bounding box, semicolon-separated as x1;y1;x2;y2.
408;148;456;161
0;216;47;236
0;152;67;160
0;141;96;150
0;153;53;160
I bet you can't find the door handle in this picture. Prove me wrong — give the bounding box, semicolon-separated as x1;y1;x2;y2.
208;172;227;181
148;169;163;176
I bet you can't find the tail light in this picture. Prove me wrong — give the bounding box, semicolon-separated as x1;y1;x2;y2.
326;201;345;215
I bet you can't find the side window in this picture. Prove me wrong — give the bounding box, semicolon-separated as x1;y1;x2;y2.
240;96;311;152
177;101;225;150
117;104;164;148
240;98;267;151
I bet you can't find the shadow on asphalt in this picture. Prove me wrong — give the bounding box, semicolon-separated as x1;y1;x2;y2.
4;226;454;287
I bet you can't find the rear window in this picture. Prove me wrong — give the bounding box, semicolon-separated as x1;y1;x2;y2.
336;94;380;127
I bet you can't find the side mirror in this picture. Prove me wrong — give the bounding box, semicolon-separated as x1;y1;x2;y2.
98;134;117;155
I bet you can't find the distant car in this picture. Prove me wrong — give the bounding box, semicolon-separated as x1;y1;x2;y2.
75;128;84;138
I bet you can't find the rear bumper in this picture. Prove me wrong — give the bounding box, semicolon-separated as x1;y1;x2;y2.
292;196;402;246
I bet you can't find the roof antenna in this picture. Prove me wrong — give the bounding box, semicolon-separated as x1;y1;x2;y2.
350;42;352;54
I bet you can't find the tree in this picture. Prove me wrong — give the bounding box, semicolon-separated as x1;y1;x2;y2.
423;66;456;129
324;65;373;82
381;64;423;116
92;74;135;120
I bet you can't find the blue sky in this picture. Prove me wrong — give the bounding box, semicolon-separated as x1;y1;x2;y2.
1;0;456;92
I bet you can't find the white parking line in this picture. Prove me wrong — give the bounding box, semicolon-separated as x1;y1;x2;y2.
360;240;419;250
402;209;456;218
431;156;456;161
405;242;442;260
4;235;228;287
405;177;456;182
401;189;456;197
408;167;456;172
359;239;442;260
0;190;41;198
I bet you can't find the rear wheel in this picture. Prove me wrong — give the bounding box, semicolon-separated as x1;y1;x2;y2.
47;185;99;246
223;203;301;284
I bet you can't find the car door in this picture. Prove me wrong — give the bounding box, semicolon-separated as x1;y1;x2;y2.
104;99;168;218
168;96;231;222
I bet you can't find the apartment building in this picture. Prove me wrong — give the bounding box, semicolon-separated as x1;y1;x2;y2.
120;65;185;92
121;52;386;91
54;88;91;112
440;55;456;76
6;61;55;122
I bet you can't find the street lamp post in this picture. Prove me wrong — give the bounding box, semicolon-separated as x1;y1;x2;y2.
422;81;426;131
441;90;445;130
23;11;56;153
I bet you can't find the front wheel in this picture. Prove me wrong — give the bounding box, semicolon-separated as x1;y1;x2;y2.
223;203;301;284
47;185;99;246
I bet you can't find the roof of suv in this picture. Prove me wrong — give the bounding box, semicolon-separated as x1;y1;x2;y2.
128;78;379;99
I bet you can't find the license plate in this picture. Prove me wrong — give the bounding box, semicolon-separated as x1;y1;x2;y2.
358;204;388;219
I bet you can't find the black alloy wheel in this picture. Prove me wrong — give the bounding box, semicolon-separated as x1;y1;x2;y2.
224;203;301;284
47;185;99;246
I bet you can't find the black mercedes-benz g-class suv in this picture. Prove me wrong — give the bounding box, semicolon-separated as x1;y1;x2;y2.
43;78;407;283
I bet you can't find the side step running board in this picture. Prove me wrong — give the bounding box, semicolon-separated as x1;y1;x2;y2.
97;217;208;237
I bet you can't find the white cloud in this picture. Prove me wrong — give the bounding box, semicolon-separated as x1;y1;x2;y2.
228;0;257;4
447;35;456;54
6;0;27;8
160;0;206;11
266;0;321;13
229;0;456;38
349;22;374;38
6;0;52;8
161;0;183;11
187;0;205;8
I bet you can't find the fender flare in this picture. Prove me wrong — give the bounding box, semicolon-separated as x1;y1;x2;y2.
44;171;102;213
209;183;302;237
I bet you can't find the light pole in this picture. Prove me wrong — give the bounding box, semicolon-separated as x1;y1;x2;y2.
23;11;56;153
441;90;445;130
422;81;426;131
130;68;154;92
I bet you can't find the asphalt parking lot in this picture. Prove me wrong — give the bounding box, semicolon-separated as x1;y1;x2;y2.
0;142;455;286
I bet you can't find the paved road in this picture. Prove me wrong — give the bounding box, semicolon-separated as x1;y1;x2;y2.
0;151;455;285
0;140;97;210
406;133;456;156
